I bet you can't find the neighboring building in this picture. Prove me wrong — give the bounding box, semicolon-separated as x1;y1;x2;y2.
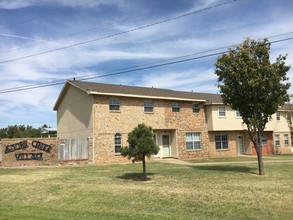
53;80;292;165
41;128;57;138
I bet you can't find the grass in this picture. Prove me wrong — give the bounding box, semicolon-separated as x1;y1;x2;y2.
187;154;293;163
0;158;293;219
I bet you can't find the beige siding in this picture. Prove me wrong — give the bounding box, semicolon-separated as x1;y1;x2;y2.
206;105;291;132
57;86;93;139
206;105;246;131
271;112;290;132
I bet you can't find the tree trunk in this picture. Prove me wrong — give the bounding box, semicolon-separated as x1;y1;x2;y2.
142;155;147;181
255;141;265;175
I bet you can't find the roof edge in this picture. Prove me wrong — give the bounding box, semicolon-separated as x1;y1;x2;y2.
88;91;206;102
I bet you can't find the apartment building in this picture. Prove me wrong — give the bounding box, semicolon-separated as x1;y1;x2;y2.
53;80;292;164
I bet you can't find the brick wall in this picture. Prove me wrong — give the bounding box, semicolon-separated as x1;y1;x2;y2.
93;95;210;164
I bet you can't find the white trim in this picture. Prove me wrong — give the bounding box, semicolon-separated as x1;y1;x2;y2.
88;91;206;102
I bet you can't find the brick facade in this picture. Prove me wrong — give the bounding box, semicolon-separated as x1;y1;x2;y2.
52;81;292;166
92;95;210;164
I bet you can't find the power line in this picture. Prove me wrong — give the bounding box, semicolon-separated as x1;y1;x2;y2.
0;0;106;55
0;0;237;65
0;35;292;95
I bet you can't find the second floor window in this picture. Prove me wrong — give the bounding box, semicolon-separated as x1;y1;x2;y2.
192;103;200;113
109;98;120;111
172;102;180;112
144;100;153;112
276;112;281;121
219;107;226;117
236;110;241;118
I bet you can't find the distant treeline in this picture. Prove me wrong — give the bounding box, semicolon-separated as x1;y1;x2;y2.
0;124;53;139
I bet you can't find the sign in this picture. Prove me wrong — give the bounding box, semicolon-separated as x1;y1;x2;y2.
4;140;53;161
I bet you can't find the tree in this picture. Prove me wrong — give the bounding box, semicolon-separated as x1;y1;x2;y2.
120;123;159;180
0;124;48;139
215;38;291;175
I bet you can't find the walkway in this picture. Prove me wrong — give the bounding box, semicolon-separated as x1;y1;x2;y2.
154;157;293;166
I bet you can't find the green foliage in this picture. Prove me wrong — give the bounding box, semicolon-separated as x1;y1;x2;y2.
121;123;159;161
216;38;290;130
215;38;291;175
0;124;50;139
121;123;159;180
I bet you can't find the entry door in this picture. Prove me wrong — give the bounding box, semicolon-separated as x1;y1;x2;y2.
237;135;245;155
162;135;170;157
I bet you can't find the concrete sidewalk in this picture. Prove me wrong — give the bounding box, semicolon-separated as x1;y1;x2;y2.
154;157;293;166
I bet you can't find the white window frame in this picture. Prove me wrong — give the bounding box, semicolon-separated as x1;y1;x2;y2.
144;100;153;113
275;134;280;147
284;134;289;146
109;98;120;111
114;133;122;154
276;112;281;121
172;102;180;112
215;134;228;150
235;110;241;118
186;133;201;150
218;106;226;117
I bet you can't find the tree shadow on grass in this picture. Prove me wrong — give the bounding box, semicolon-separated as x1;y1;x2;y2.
191;165;257;174
117;172;155;181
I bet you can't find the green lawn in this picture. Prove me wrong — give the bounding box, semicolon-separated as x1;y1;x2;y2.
0;159;293;219
187;154;293;163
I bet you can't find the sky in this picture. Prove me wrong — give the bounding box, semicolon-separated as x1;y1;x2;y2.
0;0;293;129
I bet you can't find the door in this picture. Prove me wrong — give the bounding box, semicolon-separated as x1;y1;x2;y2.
162;135;170;157
237;135;245;155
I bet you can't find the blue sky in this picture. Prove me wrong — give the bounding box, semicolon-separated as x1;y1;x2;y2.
0;0;292;129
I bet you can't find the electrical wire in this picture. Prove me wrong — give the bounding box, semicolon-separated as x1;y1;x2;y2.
0;0;237;65
0;35;292;95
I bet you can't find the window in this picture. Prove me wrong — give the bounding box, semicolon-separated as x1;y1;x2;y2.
109;98;120;111
219;106;226;117
215;134;228;150
236;110;241;118
276;112;281;121
114;133;122;154
172;102;180;112
284;134;289;146
262;134;267;146
192;103;200;113
153;135;157;145
275;134;280;147
186;133;201;150
144;100;153;112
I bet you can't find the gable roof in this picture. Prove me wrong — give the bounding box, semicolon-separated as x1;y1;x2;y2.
53;80;223;110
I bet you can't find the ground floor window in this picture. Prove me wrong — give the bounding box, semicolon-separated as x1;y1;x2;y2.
114;133;122;154
262;134;267;146
186;133;201;150
284;134;289;146
215;134;228;150
275;134;280;147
